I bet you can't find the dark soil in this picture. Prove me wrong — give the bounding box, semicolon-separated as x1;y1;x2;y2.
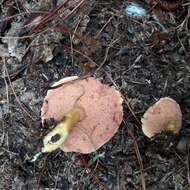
0;0;190;189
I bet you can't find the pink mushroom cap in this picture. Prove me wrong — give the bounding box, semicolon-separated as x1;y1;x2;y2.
141;97;182;138
41;76;123;153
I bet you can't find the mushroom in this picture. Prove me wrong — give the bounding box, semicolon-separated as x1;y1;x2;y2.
41;76;123;153
141;97;182;138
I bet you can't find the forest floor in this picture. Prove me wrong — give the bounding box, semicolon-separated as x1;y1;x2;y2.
0;0;190;189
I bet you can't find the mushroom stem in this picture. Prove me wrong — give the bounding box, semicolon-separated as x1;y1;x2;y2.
42;108;81;153
165;120;176;132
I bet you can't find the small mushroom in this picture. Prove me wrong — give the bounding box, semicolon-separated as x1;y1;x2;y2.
41;76;123;153
141;97;182;138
